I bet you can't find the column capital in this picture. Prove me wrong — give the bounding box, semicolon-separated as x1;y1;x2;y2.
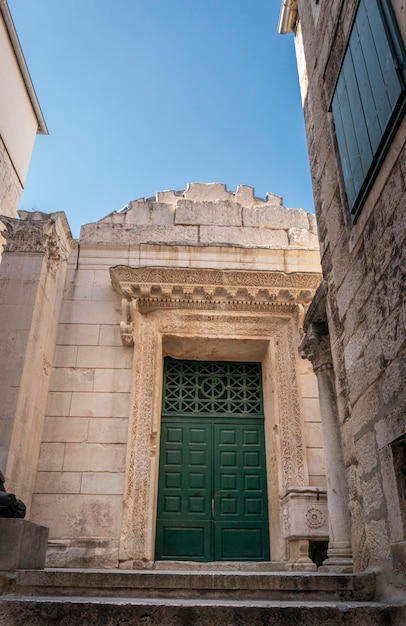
0;213;70;273
300;322;332;373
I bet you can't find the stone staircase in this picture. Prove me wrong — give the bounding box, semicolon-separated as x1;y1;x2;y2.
0;567;405;625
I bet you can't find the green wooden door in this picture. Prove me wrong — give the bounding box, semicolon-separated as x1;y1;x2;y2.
155;359;270;562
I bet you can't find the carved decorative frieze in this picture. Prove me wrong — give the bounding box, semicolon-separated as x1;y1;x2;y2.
111;266;321;345
278;319;306;488
120;317;159;563
110;265;321;311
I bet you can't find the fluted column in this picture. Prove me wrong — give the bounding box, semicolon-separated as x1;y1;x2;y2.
301;323;353;571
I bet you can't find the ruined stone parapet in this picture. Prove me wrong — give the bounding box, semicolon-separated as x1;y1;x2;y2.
80;183;318;249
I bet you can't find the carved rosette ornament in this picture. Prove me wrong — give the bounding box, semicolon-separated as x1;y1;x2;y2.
305;507;325;529
300;323;332;373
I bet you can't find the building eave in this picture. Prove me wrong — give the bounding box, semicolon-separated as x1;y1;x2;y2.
278;0;298;35
0;0;48;135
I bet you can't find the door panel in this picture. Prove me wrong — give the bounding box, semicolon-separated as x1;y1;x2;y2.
157;522;211;559
156;422;212;561
213;423;269;561
215;524;268;560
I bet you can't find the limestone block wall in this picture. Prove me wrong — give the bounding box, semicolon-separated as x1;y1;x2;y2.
19;184;326;567
30;245;132;567
295;0;406;586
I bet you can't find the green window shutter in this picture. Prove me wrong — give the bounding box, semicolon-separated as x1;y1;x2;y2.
332;84;357;208
365;0;403;111
351;2;384;153
343;50;372;179
331;0;406;220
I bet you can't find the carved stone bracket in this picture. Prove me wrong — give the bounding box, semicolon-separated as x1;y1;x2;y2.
120;299;138;346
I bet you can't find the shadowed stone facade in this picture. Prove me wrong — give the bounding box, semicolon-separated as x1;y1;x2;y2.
280;0;406;600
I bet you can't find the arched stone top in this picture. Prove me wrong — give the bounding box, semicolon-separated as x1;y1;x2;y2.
80;183;318;249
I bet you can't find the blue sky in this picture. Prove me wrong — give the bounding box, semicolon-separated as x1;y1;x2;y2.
8;0;313;238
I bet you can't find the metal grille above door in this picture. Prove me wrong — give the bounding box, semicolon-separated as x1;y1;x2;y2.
162;359;263;417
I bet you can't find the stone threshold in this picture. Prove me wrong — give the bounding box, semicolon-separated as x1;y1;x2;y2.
152;560;292;571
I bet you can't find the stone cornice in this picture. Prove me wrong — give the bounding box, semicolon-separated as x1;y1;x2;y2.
111;266;322;346
110;265;322;311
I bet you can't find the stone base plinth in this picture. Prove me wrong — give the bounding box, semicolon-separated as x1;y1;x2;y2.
0;519;49;571
46;538;119;569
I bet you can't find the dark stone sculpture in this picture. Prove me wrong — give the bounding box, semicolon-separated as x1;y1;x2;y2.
0;470;26;518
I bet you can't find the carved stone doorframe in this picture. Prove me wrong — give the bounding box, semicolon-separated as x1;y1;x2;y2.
109;266;322;568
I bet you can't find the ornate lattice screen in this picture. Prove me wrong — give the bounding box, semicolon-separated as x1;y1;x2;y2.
162;359;263;417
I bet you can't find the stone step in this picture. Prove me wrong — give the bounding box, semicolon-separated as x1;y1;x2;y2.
1;595;405;626
5;568;377;601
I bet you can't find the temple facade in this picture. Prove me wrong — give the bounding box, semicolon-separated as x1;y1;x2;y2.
0;183;328;569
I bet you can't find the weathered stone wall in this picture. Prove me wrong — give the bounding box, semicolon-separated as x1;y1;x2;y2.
80;183;318;249
295;0;406;589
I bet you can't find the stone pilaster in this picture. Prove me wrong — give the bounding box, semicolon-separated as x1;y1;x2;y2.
0;212;72;514
301;322;353;571
119;311;162;567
